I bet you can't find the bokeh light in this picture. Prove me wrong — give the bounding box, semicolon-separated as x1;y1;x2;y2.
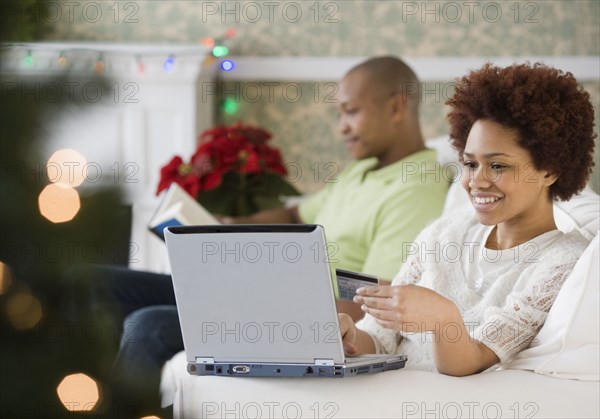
163;55;175;72
212;45;229;58
6;289;43;330
225;27;236;39
46;149;87;187
23;52;34;68
56;373;100;412
94;59;105;74
223;97;239;115
0;261;14;295
57;53;68;67
220;60;235;72
203;55;216;67
38;183;81;223
200;37;215;48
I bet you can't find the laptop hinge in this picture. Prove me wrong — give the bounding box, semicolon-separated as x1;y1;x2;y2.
195;357;214;364
314;359;335;366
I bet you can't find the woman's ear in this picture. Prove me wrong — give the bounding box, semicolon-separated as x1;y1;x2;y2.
542;171;559;187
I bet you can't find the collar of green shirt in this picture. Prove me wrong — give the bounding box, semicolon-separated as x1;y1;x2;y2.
358;148;438;184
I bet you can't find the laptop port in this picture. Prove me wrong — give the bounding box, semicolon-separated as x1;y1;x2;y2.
232;365;250;374
305;367;313;375
356;366;370;375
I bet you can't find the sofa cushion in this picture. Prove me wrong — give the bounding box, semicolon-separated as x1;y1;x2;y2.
506;233;599;380
553;188;600;240
161;350;600;418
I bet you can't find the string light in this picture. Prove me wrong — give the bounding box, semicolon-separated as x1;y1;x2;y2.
136;55;145;74
200;37;215;48
94;54;105;73
23;50;33;68
56;373;100;412
203;55;216;67
7;31;238;75
163;55;175;72
6;288;43;330
223;97;239;115
220;59;235;72
46;149;87;187
38;183;81;223
57;52;68;67
212;45;229;58
225;28;236;39
0;261;14;295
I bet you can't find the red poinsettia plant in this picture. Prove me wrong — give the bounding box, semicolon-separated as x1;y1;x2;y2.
156;123;299;216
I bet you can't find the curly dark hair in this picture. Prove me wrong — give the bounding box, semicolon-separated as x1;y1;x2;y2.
446;63;596;201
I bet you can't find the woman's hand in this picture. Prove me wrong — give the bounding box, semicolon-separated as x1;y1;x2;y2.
354;284;458;333
355;284;499;375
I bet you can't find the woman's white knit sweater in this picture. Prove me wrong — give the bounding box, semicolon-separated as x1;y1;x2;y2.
357;215;588;371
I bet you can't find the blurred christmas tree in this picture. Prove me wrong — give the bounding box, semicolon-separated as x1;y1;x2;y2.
1;2;132;417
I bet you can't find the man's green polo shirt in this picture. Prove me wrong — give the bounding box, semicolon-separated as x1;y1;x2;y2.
298;149;448;286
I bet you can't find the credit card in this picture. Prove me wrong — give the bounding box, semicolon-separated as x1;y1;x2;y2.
335;269;379;301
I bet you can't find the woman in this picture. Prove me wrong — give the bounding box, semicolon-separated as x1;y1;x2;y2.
340;63;596;376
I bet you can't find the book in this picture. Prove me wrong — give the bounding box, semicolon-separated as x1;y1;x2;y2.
148;183;220;240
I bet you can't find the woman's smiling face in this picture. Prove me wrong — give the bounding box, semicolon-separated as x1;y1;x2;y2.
460;119;557;227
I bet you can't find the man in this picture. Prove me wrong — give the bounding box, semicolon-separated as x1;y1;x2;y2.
222;56;447;318
74;56;448;417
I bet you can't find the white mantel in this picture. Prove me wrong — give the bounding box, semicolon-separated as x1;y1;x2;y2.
2;42;218;272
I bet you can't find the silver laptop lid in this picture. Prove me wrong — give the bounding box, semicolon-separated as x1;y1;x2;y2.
165;225;345;365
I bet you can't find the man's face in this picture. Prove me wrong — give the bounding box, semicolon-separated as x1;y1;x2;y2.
335;71;393;160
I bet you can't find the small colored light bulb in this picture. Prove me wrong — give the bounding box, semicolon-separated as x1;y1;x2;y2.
203;56;216;67
94;58;105;73
212;46;229;58
200;37;215;48
163;55;175;72
57;53;68;67
225;28;236;39
220;60;235;72
223;97;238;115
136;56;145;74
23;51;34;68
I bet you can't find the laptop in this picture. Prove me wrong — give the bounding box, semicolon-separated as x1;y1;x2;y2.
164;224;407;377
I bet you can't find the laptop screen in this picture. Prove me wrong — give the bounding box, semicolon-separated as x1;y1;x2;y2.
165;224;345;365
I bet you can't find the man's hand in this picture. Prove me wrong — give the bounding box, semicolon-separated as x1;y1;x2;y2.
337;313;377;356
338;313;358;355
214;207;302;225
214;214;251;224
335;299;366;322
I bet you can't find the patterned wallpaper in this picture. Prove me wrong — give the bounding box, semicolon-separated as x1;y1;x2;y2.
46;1;599;56
45;0;600;193
218;79;600;193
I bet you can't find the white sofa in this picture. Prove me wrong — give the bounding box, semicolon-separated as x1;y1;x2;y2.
161;138;600;418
